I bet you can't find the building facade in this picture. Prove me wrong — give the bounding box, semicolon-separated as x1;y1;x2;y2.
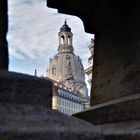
47;21;88;100
85;38;94;90
46;21;89;114
51;79;84;116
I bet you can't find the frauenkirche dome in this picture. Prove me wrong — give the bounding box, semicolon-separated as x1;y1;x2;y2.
47;20;88;99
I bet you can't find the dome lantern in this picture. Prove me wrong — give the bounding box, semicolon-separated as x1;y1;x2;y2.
60;20;71;32
58;20;74;53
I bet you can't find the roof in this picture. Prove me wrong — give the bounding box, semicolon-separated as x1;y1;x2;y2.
60;20;71;32
43;76;84;103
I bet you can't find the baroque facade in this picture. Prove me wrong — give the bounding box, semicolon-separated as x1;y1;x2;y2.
50;78;84;116
46;20;89;114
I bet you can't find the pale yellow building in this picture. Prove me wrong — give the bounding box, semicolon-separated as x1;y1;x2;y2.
51;79;84;116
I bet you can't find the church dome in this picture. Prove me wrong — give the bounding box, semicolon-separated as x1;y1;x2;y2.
47;52;88;97
47;21;88;98
60;20;71;32
48;52;85;82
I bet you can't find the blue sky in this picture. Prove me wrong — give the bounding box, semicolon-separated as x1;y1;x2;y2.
8;0;94;80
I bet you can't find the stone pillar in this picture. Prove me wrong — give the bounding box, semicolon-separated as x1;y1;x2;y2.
0;0;9;70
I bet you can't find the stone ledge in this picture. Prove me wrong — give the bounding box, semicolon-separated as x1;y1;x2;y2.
0;103;104;140
0;71;52;108
97;121;140;140
0;103;139;140
74;93;140;124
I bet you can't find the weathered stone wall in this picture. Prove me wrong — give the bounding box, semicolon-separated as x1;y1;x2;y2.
0;72;105;140
74;93;140;124
0;71;53;107
0;102;104;140
91;2;140;105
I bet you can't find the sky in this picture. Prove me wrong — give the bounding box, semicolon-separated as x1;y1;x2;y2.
7;0;94;91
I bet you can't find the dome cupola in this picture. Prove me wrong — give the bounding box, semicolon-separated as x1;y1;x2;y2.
58;20;74;53
60;20;71;32
47;21;88;98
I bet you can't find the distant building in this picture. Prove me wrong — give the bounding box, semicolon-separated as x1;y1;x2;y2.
85;38;94;90
36;22;93;113
45;20;89;114
48;78;84;115
47;21;89;110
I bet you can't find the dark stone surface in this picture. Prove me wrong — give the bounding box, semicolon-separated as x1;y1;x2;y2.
0;71;52;107
0;0;8;70
0;72;102;139
91;17;140;105
0;71;104;139
74;94;140;124
97;121;140;140
0;103;104;140
47;1;140;34
0;1;140;139
0;102;139;140
0;72;139;139
104;135;140;140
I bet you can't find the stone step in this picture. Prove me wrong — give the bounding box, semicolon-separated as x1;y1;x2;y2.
95;120;140;140
0;71;103;139
0;103;103;140
0;71;140;139
74;93;140;124
0;103;139;140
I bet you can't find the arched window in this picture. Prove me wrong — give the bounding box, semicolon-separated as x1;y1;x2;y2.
52;66;56;75
61;35;65;44
68;36;71;45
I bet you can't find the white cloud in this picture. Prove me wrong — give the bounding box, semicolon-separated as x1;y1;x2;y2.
7;0;94;80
